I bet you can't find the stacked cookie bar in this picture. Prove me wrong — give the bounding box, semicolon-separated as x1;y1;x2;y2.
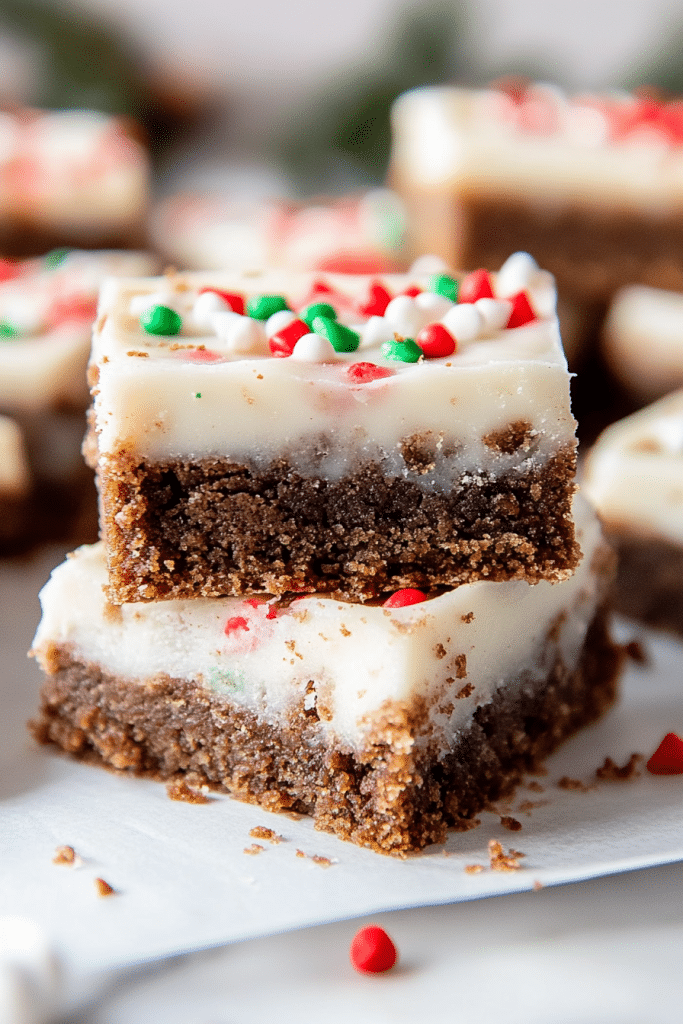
31;255;622;854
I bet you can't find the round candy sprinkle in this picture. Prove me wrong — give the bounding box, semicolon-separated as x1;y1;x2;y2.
380;336;422;363
44;247;71;269
0;258;19;282
496;252;538;298
247;294;290;320
399;284;422;298
383;295;424;338
357;281;392;317
193;290;231;327
459;269;494;304
141;304;182;336
269;318;309;357
383;588;427;608
198;287;245;315
430;272;459;302
266;309;296;337
291;332;338;362
475;297;512;333
442;303;484;343
346;361;395;384
506;291;537;329
311;315;360;353
350;927;397;974
0;321;17;338
646;732;683;775
299;302;337;328
416;323;456;358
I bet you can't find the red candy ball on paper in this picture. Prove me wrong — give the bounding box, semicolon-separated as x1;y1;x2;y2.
383;588;427;608
416;323;456;358
646;732;683;775
350;926;398;974
458;268;494;304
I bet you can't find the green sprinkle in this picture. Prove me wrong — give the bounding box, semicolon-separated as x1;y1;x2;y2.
311;315;360;353
300;302;337;328
208;666;246;693
141;304;182;336
430;273;459;302
0;321;17;339
247;294;290;320
194;392;202;399
381;337;422;363
45;247;71;269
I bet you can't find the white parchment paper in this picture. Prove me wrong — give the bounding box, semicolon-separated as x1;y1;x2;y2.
2;546;683;995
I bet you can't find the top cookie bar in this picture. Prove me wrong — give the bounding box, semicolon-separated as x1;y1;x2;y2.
89;255;579;604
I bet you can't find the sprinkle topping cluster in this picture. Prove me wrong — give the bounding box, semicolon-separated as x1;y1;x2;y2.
137;252;542;367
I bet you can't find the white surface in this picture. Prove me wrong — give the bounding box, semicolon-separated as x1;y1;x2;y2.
3;544;683;1018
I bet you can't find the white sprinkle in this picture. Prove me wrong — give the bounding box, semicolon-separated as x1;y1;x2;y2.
266;309;296;337
384;295;424;337
475;298;512;333
441;303;484;342
211;312;267;354
414;291;454;320
192;290;231;327
409;254;449;274
358;315;394;350
291;333;338;362
496;252;538;298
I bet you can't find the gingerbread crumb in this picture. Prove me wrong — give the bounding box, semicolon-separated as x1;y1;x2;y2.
533;880;543;891
166;780;211;803
464;864;484;874
94;877;115;897
296;849;307;858
500;815;522;832
488;840;523;872
595;753;643;781
311;855;333;868
557;776;592;792
126;350;149;358
249;826;283;844
451;816;481;832
461;611;474;623
53;845;76;865
516;799;549;814
625;639;648;665
526;780;545;793
456;682;474;699
243;844;265;856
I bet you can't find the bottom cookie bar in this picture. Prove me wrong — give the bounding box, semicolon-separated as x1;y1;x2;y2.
30;497;622;855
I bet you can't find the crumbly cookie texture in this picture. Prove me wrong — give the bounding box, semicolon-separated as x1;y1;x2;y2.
30;497;620;855
89;259;578;603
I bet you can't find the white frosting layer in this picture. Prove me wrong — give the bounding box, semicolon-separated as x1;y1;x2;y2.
0;250;159;412
32;496;606;752
0;415;29;495
390;86;683;215
603;286;683;402
92;263;575;484
583;389;683;547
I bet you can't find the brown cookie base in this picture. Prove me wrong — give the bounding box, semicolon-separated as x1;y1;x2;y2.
608;533;683;637
31;608;621;855
99;445;579;604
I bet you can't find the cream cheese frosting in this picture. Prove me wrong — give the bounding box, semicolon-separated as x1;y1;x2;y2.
390;85;683;215
91;258;575;485
583;389;683;547
31;496;606;752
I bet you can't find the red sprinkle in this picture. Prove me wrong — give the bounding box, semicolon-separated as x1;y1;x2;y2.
399;285;422;298
224;616;249;635
46;294;98;327
178;347;223;363
383;588;427;608
458;269;494;304
646;732;683;775
265;605;277;620
346;362;395;384
416;323;456;358
244;599;260;609
269;318;309;357
357;280;392;317
0;258;20;282
350;926;398;974
506;291;537;329
198;287;245;315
